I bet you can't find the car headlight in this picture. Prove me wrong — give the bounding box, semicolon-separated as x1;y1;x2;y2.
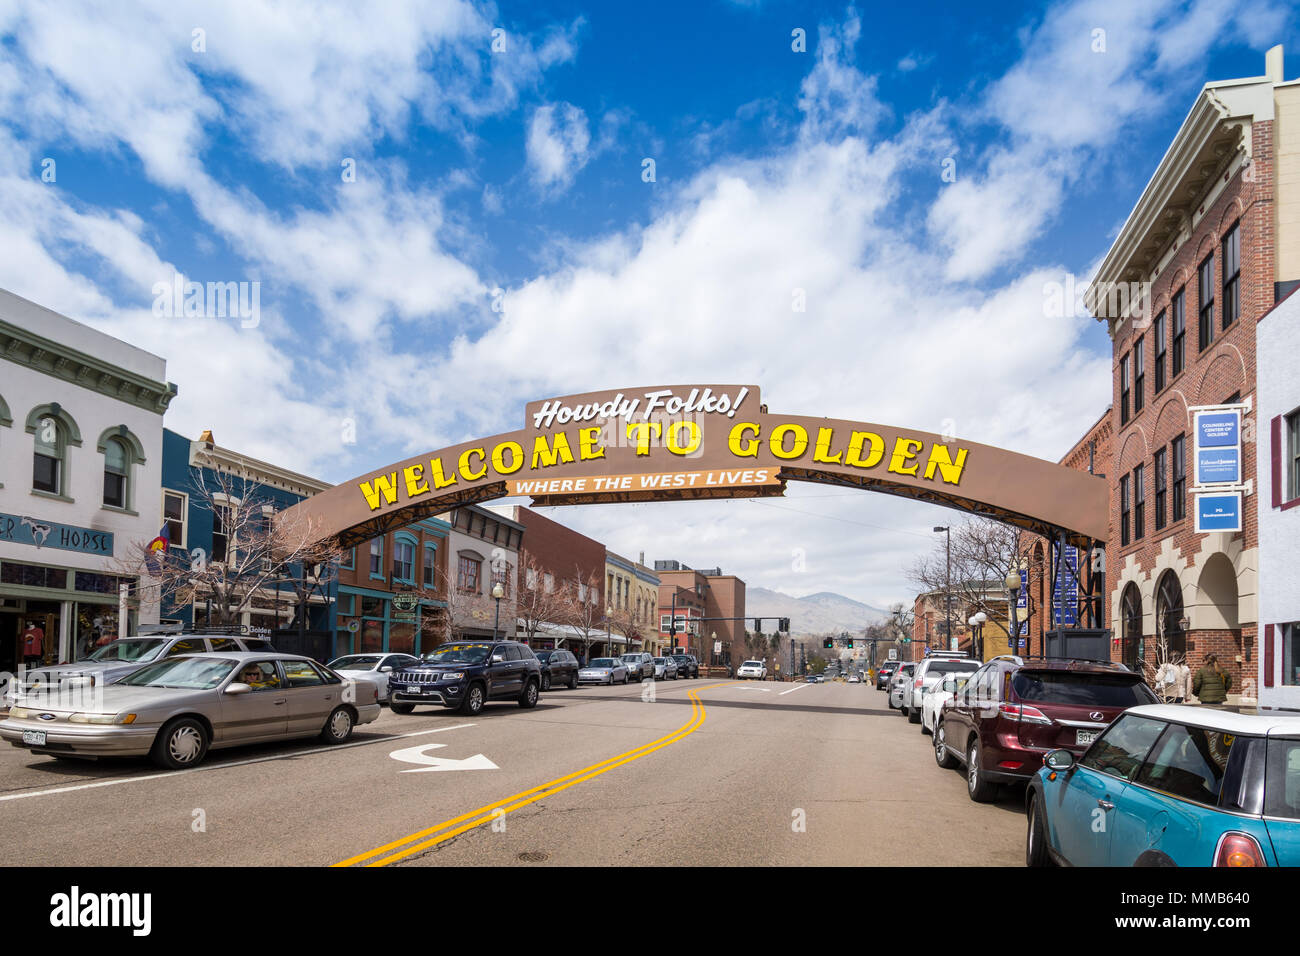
9;707;33;719
68;713;137;725
439;672;465;681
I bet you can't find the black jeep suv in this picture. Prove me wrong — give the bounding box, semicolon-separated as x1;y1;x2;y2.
671;653;699;679
389;640;542;716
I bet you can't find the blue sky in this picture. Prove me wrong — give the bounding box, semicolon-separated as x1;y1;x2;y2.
0;0;1293;608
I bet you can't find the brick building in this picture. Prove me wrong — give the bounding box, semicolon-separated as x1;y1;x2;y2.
438;504;523;640
1090;47;1300;696
655;561;706;656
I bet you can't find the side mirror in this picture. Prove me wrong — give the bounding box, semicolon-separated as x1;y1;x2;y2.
379;666;392;673
491;654;505;664
1044;749;1075;771
226;682;251;695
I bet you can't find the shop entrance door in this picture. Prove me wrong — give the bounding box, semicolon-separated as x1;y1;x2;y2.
0;612;18;674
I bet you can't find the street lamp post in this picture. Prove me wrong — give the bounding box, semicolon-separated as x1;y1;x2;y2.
934;526;951;650
606;606;613;658
492;581;505;640
1005;569;1021;658
971;610;987;659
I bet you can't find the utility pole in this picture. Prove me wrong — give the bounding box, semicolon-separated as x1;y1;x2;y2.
934;526;952;650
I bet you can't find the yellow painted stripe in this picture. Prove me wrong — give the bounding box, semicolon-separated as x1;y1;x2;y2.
334;683;731;868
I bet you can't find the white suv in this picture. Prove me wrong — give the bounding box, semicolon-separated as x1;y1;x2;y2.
737;660;767;680
901;655;981;725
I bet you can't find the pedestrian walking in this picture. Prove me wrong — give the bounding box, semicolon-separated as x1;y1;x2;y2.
1192;654;1232;706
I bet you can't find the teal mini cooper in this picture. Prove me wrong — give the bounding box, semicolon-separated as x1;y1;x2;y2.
1026;704;1300;867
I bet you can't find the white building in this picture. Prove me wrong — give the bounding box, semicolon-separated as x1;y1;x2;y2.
1258;288;1300;710
0;290;176;668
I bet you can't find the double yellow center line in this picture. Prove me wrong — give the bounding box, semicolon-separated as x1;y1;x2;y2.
334;682;731;867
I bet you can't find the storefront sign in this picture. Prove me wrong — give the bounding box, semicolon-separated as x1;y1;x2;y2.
0;513;114;556
1195;492;1242;533
1193;408;1244;487
278;383;1111;549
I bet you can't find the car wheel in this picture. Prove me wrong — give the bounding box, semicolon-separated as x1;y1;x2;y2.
518;679;539;709
541;673;552;692
920;713;931;736
320;706;354;744
1026;791;1053;867
151;717;209;770
908;704;920;725
934;722;957;769
899;704;908;717
389;701;415;715
967;739;996;803
459;683;485;716
569;673;578;690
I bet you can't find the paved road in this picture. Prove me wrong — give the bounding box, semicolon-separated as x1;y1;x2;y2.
0;679;1025;866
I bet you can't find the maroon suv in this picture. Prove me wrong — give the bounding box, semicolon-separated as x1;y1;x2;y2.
933;657;1158;802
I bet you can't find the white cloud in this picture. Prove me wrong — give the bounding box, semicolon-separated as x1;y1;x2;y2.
525;102;593;192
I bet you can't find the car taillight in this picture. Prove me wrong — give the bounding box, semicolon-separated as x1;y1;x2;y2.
1214;833;1266;867
914;679;923;689
998;703;1053;725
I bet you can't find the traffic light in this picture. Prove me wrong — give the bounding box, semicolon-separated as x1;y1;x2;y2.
754;618;762;633
780;617;790;632
847;639;854;648
823;637;833;649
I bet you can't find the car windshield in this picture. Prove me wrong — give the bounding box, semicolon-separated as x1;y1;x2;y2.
926;661;976;675
621;655;639;662
329;655;381;670
590;659;618;667
535;652;552;662
1012;671;1158;707
83;639;168;663
422;644;491;665
653;658;666;664
118;657;238;690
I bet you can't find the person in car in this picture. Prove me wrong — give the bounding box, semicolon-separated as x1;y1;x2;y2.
240;664;275;690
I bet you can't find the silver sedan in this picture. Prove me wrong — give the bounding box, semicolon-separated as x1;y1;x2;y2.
0;652;379;770
652;657;679;680
578;658;630;685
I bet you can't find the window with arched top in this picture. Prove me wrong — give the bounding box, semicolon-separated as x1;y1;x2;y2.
96;425;146;512
1155;570;1186;658
26;403;83;499
1121;583;1143;672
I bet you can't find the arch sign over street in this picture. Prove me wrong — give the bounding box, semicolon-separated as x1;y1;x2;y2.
279;384;1108;549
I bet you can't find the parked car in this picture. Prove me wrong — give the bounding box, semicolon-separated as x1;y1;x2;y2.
389;641;542;715
327;653;419;703
534;649;580;691
875;662;900;689
1027;705;1300;867
652;657;679;680
621;652;656;682
901;654;981;725
887;662;917;709
579;658;631;685
920;668;978;736
847;674;861;684
0;652;378;769
11;631;276;699
671;654;699;679
737;660;767;680
935;657;1159;802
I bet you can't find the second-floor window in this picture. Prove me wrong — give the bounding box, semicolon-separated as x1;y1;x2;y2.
1120;474;1131;547
1287;409;1300;502
1133;464;1145;540
163;491;186;547
212;504;231;563
1119;354;1131;425
1222;222;1240;329
1153;310;1166;393
102;438;129;509
1154;447;1167;531
458;555;481;593
369;539;382;576
1133;336;1145;415
1172;434;1187;522
392;539;414;582
1172;288;1186;377
1198;254;1215;351
33;419;65;495
423;545;437;587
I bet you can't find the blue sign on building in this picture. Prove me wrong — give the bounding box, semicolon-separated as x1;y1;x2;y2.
1195;493;1242;533
1051;545;1078;627
1196;410;1239;447
1196;447;1241;484
0;512;114;556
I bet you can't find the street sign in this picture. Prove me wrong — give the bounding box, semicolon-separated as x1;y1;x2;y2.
1195;492;1242;533
888;649;897;660
713;641;722;654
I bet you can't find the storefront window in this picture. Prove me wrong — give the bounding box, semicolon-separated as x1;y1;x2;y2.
1;562;69;590
389;622;415;654
74;603;119;661
360;619;384;653
361;595;384;617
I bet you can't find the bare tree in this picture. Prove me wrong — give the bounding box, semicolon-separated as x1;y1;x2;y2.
114;466;345;628
515;550;569;645
561;568;607;662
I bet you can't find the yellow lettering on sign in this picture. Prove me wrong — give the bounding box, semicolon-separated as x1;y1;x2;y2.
845;431;885;468
924;444;969;484
532;432;576;469
812;426;842;464
359;473;399;511
459;447;488;482
403;464;430;498
888;438;924;476
626;422;662;456
428;457;457;490
578;426;606;461
769;423;808;460
492;441;524;475
666;420;701;455
728;422;760;457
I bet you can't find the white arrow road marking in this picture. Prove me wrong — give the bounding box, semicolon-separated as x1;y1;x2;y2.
390;742;498;772
732;685;772;693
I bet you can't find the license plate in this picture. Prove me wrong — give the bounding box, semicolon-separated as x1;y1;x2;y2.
407;685;421;694
22;730;47;746
1076;730;1098;746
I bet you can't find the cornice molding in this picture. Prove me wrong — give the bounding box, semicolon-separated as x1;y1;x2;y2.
0;318;178;415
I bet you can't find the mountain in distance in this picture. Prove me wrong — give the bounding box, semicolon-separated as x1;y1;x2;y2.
746;587;890;637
